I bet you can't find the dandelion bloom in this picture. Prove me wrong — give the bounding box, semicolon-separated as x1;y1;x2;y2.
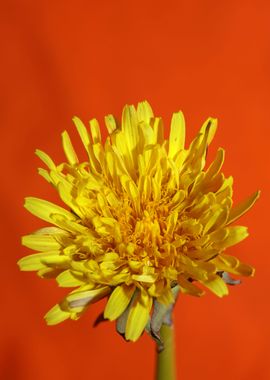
19;101;259;341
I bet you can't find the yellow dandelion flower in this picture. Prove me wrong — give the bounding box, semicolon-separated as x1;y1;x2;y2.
18;101;259;342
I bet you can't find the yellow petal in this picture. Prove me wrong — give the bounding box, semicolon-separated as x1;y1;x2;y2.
200;117;217;145
37;267;62;279
35;226;68;235
138;120;155;147
179;255;208;282
171;190;185;210
72;116;91;155
227;190;260;224
62;130;78;165
104;284;135;321
56;270;85;287
203;208;227;234
156;286;174;305
45;304;70;325
116;289;138;335
35;149;56;170
137;100;153;123
131;274;157;283
204;148;225;180
57;182;84;219
125;291;153;341
41;255;70;267
168;111;185;158
212;254;255;277
213;226;248;249
146;280;163;299
67;286;110;310
89;118;101;144
152;117;164;145
166;211;178;236
201;275;228;297
24;197;76;224
38;168;51;183
18;251;59;271
22;234;61;251
138;175;151;202
50;214;88;234
178;276;205;297
105;114;117;134
208;228;229;243
122;104;139;151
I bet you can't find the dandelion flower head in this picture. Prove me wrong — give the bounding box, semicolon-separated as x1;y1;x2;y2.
19;101;259;341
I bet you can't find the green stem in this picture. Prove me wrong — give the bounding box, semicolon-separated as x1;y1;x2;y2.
155;324;176;380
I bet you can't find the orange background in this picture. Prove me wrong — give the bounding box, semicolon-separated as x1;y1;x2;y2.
1;1;270;379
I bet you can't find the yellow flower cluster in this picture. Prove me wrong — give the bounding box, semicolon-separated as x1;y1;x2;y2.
19;101;259;341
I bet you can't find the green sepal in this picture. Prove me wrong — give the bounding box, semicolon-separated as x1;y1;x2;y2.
115;289;138;339
145;285;180;351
